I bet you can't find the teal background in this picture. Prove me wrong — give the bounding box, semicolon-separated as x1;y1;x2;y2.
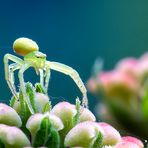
0;0;148;113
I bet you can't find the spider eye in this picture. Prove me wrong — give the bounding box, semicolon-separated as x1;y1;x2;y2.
35;52;46;58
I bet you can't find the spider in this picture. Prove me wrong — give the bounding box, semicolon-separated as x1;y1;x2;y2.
4;37;88;114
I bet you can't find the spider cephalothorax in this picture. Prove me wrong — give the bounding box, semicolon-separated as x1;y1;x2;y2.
24;51;47;70
4;37;88;114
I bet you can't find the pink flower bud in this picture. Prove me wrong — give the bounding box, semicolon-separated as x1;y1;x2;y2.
0;124;30;147
98;71;138;97
50;101;96;127
114;141;140;148
137;56;148;79
116;58;138;77
0;103;22;127
87;77;98;93
121;136;144;148
98;122;121;146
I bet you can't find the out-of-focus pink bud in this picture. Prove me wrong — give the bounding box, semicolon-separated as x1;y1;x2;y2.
114;141;140;148
87;77;98;93
98;71;138;97
121;136;144;148
137;55;148;80
98;122;121;146
116;58;138;77
64;121;104;147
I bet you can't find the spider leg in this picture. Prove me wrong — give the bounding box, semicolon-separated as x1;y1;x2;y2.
4;54;23;99
45;61;88;108
18;63;34;114
44;67;51;93
39;69;44;86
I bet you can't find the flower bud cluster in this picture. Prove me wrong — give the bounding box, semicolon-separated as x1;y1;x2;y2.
0;93;144;147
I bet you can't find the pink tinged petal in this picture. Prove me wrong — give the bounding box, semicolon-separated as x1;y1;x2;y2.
79;108;96;122
26;113;43;136
98;122;121;146
114;141;139;148
121;136;144;148
0;124;30;147
48;114;64;131
64;121;104;147
0;103;22;127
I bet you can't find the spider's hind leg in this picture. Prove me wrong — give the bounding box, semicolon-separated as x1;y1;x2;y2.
18;63;34;114
44;67;51;94
46;61;88;108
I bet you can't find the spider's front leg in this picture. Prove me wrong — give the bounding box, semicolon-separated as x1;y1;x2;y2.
18;63;34;114
44;67;51;93
4;54;23;99
39;69;44;86
45;61;88;108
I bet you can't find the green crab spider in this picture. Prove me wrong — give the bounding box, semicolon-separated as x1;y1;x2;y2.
4;37;88;114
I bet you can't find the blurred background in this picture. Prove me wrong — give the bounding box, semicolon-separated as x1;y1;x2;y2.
0;0;148;117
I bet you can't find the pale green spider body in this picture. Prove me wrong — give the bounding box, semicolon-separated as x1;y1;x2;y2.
4;38;88;114
24;51;46;71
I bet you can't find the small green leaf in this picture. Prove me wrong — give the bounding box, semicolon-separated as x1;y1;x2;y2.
33;116;60;148
26;82;36;113
73;98;81;126
33;117;50;147
45;127;60;148
19;90;27;122
43;102;52;113
9;96;16;107
35;83;46;94
90;132;103;148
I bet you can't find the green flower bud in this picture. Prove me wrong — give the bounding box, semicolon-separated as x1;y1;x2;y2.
26;113;64;137
50;102;77;131
64;121;104;147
